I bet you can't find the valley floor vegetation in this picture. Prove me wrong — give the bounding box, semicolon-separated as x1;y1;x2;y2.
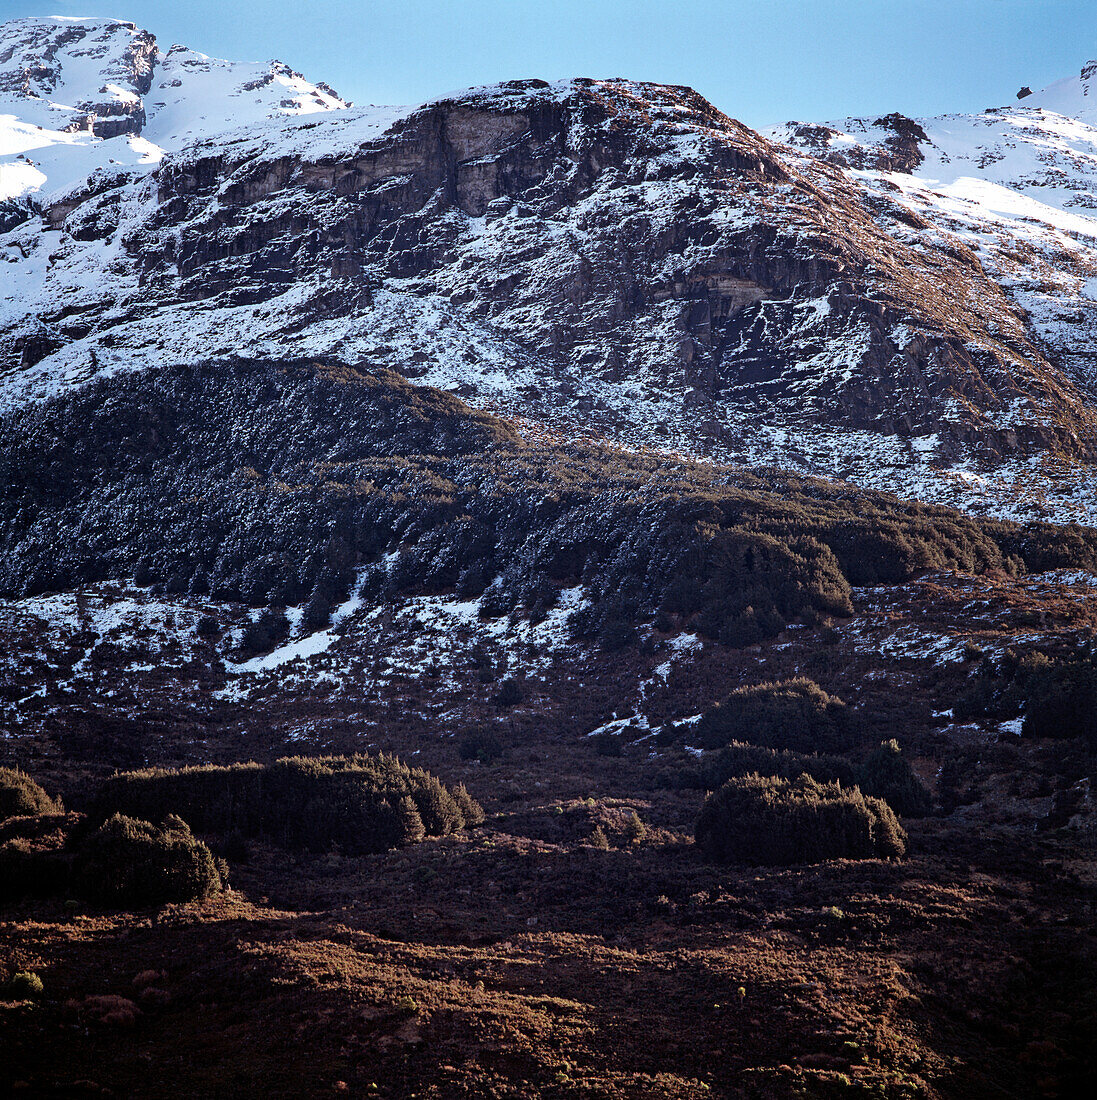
695;773;908;865
3;363;1097;1098
1;756;482;908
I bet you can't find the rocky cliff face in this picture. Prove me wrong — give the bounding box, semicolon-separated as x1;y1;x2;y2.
770;60;1097;431
4;17;1097;522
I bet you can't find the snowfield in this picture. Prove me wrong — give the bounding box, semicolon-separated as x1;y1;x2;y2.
0;16;350;203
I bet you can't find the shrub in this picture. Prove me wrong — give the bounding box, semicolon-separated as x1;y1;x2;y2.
72;993;141;1027
0;837;71;901
458;731;504;765
239;608;290;655
396;765;465;837
953;650;1034;723
598;619;637;651
700;742;857;789
493;678;524;707
952;648;1097;748
93;754;483;855
196;614;221;638
695;679;853;753
94;762;267;837
0;768;61;822
857;740;933;817
8;356;1082;657
695;774;907;865
451;783;485;826
7;971;44;1000
623;811;647;845
1021;654;1097;745
76;814;222;906
395;797;426;845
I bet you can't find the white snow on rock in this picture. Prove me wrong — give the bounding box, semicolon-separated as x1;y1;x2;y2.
770;60;1097;398
4;17;1097;529
217;583;592;703
846;621;970;666
0;15;350;202
585;714;651;739
0;583;213;720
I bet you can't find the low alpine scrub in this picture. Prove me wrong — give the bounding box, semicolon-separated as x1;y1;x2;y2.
6;971;44;1000
0;785;219;908
0;767;61;822
694;773;907;865
695;678;854;753
0;835;71;901
955;647;1097;747
76;814;222;906
702;741;857;788
6;359;1095;653
856;740;933;817
93;754;483;854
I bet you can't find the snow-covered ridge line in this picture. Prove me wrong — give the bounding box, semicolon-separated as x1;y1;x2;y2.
0;14;350;203
768;57;1097;410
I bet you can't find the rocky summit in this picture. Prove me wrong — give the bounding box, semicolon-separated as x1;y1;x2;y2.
5;20;1097;517
2;16;1097;1100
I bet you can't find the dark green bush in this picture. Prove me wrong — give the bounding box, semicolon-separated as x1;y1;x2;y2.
451;783;485;826
953;648;1097;748
196;614;221;638
7;971;44;1000
677;529;852;646
493;678;524;707
93;754;482;855
76;814;222;906
598;619;638;651
700;741;857;789
458;731;504;765
95;762;267;836
395;796;426;844
6;357;1090;654
695;774;907;865
695;678;853;753
857;740;932;817
954;649;1036;723
239;608;290;655
0;768;61;822
1021;654;1097;745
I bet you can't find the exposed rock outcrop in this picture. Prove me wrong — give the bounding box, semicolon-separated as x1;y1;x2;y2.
86;79;1097;455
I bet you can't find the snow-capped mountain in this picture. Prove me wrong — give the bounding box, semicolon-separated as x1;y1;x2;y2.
771;59;1097;411
4;16;1097;521
0;16;348;205
5;24;1097;1097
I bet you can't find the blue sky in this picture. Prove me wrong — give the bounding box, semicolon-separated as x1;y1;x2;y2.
2;0;1096;125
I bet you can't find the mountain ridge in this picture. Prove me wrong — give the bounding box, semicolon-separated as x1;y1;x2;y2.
4;17;1097;525
0;15;348;205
